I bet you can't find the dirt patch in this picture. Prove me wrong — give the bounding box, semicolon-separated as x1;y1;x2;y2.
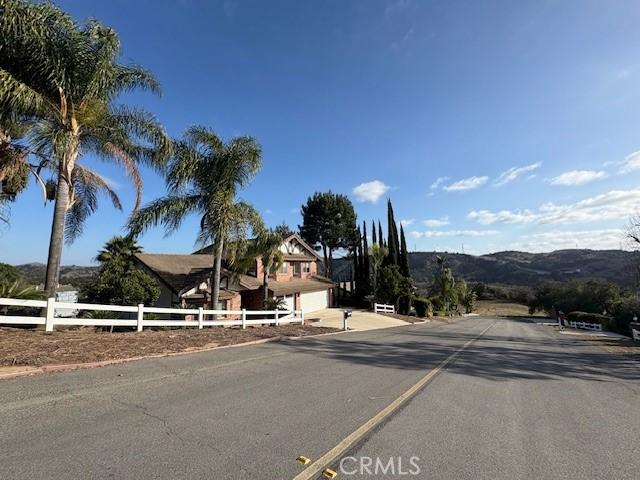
379;312;429;324
0;325;339;367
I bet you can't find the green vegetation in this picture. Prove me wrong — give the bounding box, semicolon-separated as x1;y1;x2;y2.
0;0;171;299
348;199;415;314
299;191;357;279
528;280;640;334
128;126;264;309
81;236;159;306
565;311;611;325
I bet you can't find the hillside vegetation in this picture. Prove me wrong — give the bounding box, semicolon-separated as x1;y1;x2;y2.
335;249;638;289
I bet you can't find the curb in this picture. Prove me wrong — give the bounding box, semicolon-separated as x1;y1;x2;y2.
0;328;349;381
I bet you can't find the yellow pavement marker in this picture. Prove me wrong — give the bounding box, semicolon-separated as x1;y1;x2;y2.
296;456;311;465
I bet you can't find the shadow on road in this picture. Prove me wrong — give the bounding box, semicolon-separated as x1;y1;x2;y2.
279;320;640;384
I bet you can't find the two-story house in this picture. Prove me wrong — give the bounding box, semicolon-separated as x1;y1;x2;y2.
134;234;334;313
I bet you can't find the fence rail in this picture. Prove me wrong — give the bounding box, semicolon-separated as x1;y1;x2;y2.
0;297;304;332
569;320;603;331
374;302;395;314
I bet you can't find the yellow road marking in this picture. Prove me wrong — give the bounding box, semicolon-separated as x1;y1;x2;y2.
292;321;496;480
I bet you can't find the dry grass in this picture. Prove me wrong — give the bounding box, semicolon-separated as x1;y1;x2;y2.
475;300;545;318
0;325;338;367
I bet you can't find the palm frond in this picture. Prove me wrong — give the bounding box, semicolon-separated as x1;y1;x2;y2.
128;194;202;237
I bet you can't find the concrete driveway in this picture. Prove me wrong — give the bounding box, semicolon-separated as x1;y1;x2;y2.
304;308;409;331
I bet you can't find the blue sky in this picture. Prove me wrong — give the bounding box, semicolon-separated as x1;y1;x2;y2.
3;0;640;265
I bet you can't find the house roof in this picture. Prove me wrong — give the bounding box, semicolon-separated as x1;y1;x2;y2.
192;234;321;261
268;276;334;296
134;253;261;294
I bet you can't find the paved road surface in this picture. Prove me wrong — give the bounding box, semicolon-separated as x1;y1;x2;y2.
1;317;638;479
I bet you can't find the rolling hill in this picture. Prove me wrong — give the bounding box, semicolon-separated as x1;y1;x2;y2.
333;249;640;290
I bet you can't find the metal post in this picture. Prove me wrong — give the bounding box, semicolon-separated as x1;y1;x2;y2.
242;309;247;329
137;304;144;332
45;297;55;332
275;309;280;326
198;307;204;329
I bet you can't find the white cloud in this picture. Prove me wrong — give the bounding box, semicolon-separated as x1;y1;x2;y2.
506;229;625;252
352;180;390;203
619;151;640;173
399;218;415;226
468;189;640;225
443;176;489;192
430;176;449;190
549;170;608;186
423;217;450;227
410;229;498;239
493;162;541;187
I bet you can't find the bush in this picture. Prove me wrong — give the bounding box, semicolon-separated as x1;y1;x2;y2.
609;297;640;334
566;311;611;326
413;297;431;318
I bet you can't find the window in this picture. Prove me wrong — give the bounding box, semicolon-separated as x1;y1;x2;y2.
293;262;301;275
302;262;311;273
278;262;288;274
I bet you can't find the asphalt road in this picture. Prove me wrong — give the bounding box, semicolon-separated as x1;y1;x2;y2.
1;317;638;479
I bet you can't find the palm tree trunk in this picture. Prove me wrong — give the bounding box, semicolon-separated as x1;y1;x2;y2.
263;266;270;306
44;167;71;299
211;237;224;310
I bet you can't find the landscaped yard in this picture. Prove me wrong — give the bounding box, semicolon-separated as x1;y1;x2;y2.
0;325;339;367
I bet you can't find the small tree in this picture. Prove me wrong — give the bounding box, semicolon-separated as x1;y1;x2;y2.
82;236;159;306
299;191;357;279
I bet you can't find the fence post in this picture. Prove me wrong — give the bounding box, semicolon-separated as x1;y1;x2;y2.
198;307;204;329
301;310;305;326
137;304;144;332
242;309;247;329
275;309;280;326
45;297;55;332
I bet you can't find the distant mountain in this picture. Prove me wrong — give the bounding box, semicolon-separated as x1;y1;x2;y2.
14;263;100;289
333;249;640;289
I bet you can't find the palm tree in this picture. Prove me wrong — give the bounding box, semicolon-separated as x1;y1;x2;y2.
95;235;142;265
256;229;285;306
129;126;264;309
369;243;388;297
0;0;171;298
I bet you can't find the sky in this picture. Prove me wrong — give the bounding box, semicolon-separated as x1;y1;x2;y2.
3;0;640;265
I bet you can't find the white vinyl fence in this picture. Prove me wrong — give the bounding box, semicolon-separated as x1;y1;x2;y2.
374;302;395;314
0;297;304;332
569;320;603;332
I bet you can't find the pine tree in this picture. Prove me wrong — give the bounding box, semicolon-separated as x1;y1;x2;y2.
362;221;371;295
399;224;410;277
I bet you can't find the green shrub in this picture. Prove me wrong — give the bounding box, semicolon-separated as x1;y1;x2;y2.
609;298;640;334
413;297;431;318
566;311;611;326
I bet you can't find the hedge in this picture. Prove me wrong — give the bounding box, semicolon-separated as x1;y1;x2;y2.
413;297;431;318
566;311;611;325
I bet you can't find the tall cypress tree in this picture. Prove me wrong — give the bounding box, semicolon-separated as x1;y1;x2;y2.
371;220;377;245
386;199;400;266
362;221;371;295
378;220;384;248
399;223;410;277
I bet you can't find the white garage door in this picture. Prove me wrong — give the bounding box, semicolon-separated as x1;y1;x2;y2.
300;290;329;313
